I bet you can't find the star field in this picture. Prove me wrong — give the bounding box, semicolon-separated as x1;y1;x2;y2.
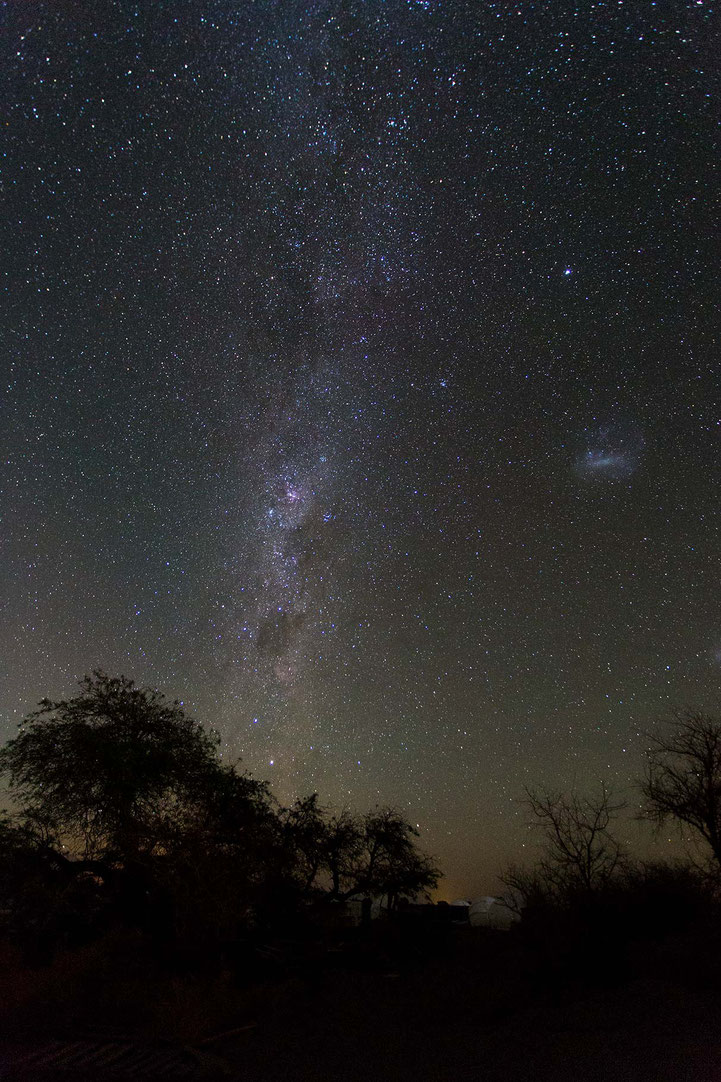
1;0;718;895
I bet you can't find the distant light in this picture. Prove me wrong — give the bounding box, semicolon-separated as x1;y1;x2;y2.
564;267;573;276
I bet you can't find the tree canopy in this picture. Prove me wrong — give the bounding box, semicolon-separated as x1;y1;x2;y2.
280;798;440;905
0;671;225;861
0;672;440;961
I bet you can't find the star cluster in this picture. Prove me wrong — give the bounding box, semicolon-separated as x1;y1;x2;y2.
1;0;718;894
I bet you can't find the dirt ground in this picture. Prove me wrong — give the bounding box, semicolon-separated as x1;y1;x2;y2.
204;932;721;1082
2;926;721;1081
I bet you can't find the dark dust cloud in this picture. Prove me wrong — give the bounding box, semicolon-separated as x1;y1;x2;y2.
1;0;718;893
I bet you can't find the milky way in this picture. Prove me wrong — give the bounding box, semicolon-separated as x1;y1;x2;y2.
2;0;718;895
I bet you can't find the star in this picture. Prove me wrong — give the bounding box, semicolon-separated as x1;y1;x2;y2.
1;0;715;896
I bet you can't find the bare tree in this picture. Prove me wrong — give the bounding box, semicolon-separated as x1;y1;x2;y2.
506;784;626;901
640;711;721;869
500;863;551;916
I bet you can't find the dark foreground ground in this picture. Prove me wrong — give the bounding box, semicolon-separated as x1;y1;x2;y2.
2;923;721;1081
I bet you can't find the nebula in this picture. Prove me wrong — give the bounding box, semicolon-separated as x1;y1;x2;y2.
576;422;644;482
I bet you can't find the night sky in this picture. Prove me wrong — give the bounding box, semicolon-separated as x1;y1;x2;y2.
2;0;718;896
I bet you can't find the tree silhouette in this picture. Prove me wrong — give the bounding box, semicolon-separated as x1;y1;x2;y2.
149;761;281;948
504;784;626;904
324;808;366;900
0;672;282;956
640;711;721;870
328;807;440;906
280;793;330;893
280;800;440;905
0;672;221;863
0;672;440;964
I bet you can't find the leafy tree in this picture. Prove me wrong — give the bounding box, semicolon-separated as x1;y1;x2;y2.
279;801;439;906
640;711;721;870
0;672;440;963
279;793;330;894
356;808;440;907
323;809;366;900
0;673;283;958
150;762;281;951
323;807;439;906
0;671;221;863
